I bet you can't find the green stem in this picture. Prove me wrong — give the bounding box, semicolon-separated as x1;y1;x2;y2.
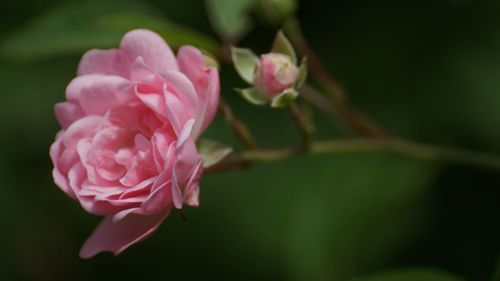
206;138;500;173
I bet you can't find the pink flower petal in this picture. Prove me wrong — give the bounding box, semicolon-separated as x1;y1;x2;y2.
77;49;125;77
130;56;154;82
54;101;84;129
96;165;126;182
136;92;168;120
185;159;203;196
62;116;101;149
49;137;75;198
119;177;155;200
162;85;192;135
66;74;104;101
151;128;176;171
176;119;195;150
185;185;200;207
177;46;204;81
195;69;220;137
151;142;176;190
79;76;133;115
160;70;198;117
120;29;179;74
141;183;172;214
79;209;170;258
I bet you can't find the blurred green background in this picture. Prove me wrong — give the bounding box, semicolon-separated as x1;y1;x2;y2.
1;0;499;280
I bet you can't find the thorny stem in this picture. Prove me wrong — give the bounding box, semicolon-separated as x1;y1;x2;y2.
218;98;258;149
207;138;500;173
283;17;388;139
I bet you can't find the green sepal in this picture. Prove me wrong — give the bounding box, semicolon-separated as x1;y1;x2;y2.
202;52;220;70
271;88;299;108
197;139;233;168
235;87;269;105
271;30;297;64
230;46;259;84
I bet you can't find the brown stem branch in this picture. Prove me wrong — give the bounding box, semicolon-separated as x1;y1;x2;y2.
283;17;389;139
206;138;500;174
218;98;258;149
288;103;313;150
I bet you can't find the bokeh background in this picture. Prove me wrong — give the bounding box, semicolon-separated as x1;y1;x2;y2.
1;0;500;280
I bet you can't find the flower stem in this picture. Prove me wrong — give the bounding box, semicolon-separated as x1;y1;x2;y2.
206;138;500;173
218;98;258;149
283;17;388;139
288;103;313;150
312;139;500;171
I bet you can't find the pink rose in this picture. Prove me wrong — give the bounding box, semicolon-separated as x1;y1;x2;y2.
254;53;299;97
49;29;219;258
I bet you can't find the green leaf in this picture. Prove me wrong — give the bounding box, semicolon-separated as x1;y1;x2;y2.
271;30;297;64
352;268;465;281
230;46;259;84
270;88;298;108
205;0;256;40
197;139;233;168
235;87;269;105
0;0;220;60
295;56;308;88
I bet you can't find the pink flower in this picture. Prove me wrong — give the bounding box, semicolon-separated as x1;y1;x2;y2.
50;29;219;258
254;53;299;97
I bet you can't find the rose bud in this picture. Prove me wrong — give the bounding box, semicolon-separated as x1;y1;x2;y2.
231;31;307;107
50;29;221;258
254;53;299;98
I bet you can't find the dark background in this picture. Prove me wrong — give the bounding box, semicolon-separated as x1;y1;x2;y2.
0;0;499;280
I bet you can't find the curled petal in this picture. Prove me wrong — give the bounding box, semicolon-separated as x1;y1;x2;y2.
185;185;200;207
177;47;220;136
151;129;176;171
141;183;171;214
161;71;198;119
163;86;190;134
196;69;219;137
177;119;196;150
136;91;169;120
